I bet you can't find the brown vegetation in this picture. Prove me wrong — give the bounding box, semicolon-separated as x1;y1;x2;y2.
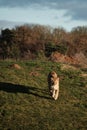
0;25;87;67
10;64;21;69
29;71;40;77
50;52;78;64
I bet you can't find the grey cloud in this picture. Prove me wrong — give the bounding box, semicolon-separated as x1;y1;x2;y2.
0;0;87;20
0;0;42;7
0;20;25;29
0;0;31;7
48;0;87;20
0;0;86;8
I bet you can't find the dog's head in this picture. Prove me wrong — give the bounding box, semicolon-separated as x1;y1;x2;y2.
50;71;57;79
48;71;58;86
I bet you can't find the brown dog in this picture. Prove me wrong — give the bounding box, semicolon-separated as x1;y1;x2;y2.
48;71;59;100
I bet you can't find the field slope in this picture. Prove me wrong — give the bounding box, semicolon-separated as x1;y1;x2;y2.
0;60;87;130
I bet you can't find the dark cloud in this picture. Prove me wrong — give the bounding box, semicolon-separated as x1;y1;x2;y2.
0;0;42;7
0;0;87;20
0;0;86;8
0;0;31;7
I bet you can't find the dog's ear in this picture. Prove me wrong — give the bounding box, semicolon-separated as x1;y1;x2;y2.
51;71;58;78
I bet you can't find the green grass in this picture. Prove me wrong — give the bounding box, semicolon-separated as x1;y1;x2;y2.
0;60;87;130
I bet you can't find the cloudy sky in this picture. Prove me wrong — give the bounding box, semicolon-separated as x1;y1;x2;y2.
0;0;87;31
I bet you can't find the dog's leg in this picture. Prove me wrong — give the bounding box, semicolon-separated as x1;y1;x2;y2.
54;90;59;100
50;89;52;96
52;89;55;99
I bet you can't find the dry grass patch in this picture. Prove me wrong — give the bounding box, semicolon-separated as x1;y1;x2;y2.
10;64;22;69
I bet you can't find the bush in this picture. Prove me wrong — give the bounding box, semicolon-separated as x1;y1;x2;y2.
45;42;67;57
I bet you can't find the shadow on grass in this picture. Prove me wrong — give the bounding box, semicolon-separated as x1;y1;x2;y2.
0;82;50;99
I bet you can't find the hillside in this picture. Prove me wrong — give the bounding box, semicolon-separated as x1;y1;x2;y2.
0;60;87;130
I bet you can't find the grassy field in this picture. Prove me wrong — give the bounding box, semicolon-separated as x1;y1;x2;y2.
0;60;87;130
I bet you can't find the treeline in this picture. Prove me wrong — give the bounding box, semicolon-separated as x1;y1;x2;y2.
0;24;87;60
